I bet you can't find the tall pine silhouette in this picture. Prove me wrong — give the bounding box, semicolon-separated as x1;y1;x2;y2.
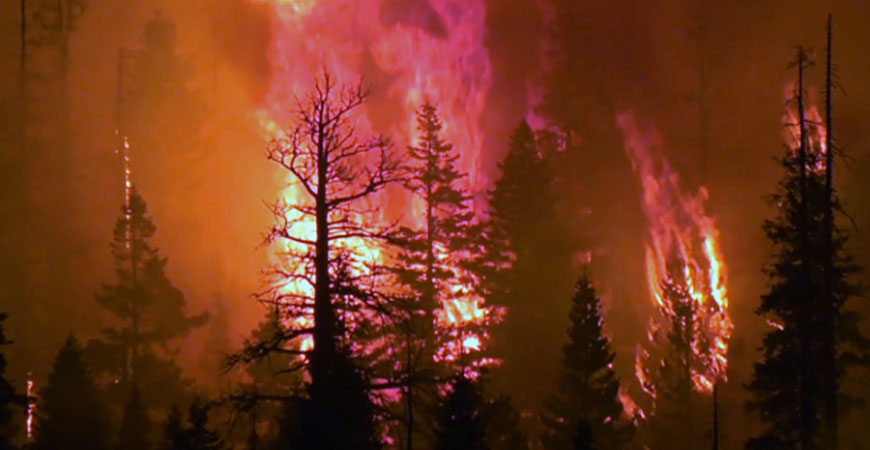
32;336;110;450
88;187;206;405
745;46;867;449
541;273;633;450
484;120;573;426
393;102;477;448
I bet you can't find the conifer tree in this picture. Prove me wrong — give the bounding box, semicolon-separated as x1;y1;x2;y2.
89;187;206;405
0;313;25;450
484;120;573;420
643;269;707;449
541;273;633;450
32;336;110;450
745;46;867;449
482;395;530;450
124;12;207;166
115;386;151;450
159;405;186;450
434;375;489;450
393;102;477;448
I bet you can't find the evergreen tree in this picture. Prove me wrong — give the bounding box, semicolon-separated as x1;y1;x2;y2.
124;12;207;173
88;187;207;405
158;405;186;450
434;375;489;450
482;395;530;450
745;47;867;449
393;102;478;448
484;120;574;423
0;313;25;450
115;386;151;450
541;273;633;450
643;269;708;449
32;336;110;450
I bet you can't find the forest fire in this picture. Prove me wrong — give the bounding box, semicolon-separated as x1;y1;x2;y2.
253;0;496;364
618;113;732;399
6;2;870;449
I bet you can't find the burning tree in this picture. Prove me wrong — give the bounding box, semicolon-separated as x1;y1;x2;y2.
228;71;404;448
618;112;731;448
745;40;867;449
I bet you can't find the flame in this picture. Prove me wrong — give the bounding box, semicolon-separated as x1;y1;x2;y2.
253;0;496;366
26;375;34;440
618;112;732;399
782;82;827;171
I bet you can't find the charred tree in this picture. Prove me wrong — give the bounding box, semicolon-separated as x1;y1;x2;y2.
541;272;634;450
32;336;110;450
745;46;866;449
228;71;403;449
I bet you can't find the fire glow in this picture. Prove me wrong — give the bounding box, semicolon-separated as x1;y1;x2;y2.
618;112;733;398
253;0;496;364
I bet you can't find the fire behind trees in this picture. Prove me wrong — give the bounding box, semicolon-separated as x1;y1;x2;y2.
2;6;870;450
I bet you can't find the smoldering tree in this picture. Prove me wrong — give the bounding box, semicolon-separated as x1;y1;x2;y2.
227;71;405;449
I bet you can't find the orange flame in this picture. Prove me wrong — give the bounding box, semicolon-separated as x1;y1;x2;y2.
253;0;497;364
782;82;827;171
618;112;732;400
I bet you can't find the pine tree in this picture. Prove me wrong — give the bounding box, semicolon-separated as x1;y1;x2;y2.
32;336;110;450
434;375;489;450
0;313;25;450
88;187;207;405
484;120;574;422
745;46;867;449
644;268;708;449
124;12;207;170
158;405;186;450
541;273;634;450
115;386;151;450
393;102;478;448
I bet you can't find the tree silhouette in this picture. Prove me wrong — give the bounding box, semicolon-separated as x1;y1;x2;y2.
434;374;489;450
483;120;573;423
0;313;26;450
482;395;529;450
392;102;480;448
115;386;151;450
745;46;867;449
88;187;207;405
158;401;226;450
541;273;634;450
32;336;110;450
228;71;403;448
